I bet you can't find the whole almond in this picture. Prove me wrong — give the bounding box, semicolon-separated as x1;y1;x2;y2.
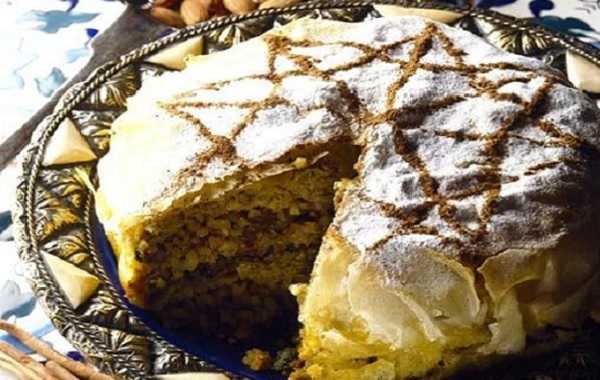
149;6;186;27
258;0;299;9
194;0;219;16
223;0;257;15
153;0;180;8
180;0;210;25
209;0;229;17
195;0;213;9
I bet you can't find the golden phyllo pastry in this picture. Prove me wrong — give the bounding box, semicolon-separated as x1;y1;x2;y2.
96;16;600;379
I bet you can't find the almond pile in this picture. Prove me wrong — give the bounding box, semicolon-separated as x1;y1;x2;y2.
149;0;303;27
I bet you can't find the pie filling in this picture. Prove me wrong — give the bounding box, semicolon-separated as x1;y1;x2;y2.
132;145;358;343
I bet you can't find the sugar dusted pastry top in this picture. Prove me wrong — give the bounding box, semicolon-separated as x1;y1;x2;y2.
96;16;600;353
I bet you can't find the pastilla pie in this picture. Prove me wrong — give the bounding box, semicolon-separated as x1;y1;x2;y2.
96;15;600;379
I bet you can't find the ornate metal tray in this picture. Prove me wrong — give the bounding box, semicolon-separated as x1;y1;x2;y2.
13;1;600;379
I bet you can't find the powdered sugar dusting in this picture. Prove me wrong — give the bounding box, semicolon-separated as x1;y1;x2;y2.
277;76;343;109
393;69;476;108
99;16;600;295
291;44;365;71
236;106;344;163
274;55;300;74
179;78;273;103
182;106;250;137
334;60;402;115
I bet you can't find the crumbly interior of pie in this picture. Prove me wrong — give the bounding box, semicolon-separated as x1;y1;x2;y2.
132;146;357;340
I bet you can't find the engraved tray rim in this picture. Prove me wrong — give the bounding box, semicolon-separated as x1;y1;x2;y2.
13;1;600;379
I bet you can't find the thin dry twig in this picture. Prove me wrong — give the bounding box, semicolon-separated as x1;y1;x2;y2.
45;361;78;380
0;342;56;380
0;350;45;380
0;320;113;380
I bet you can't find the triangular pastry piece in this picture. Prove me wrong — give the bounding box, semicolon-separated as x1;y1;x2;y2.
43;253;100;309
43;118;97;166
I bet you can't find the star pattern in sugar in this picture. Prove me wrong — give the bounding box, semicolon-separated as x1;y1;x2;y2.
159;21;590;255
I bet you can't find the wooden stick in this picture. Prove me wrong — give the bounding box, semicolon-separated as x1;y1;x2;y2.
0;342;56;380
0;357;29;380
0;320;113;380
0;350;44;380
0;362;23;380
45;361;78;380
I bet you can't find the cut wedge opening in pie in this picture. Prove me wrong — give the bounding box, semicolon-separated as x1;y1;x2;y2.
132;144;358;342
95;16;600;380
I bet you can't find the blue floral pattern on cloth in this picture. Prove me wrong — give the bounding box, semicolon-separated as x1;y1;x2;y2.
0;0;123;144
0;1;123;378
476;0;600;47
0;1;599;378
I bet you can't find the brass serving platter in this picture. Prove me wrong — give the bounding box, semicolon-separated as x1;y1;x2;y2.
14;1;600;379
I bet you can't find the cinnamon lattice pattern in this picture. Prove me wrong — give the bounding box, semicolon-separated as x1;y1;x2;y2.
158;21;592;257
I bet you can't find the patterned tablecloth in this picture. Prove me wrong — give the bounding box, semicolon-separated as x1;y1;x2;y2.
0;0;599;378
